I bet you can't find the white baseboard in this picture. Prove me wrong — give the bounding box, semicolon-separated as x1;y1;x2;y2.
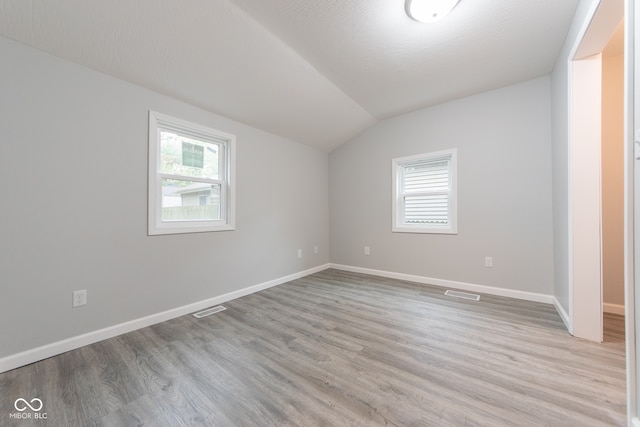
603;302;625;315
553;297;572;334
329;264;554;304
1;263;569;373
0;264;330;374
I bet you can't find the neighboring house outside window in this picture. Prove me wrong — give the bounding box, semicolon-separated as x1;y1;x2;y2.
148;111;235;235
392;149;457;234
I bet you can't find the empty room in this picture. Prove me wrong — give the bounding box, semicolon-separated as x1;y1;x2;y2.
1;0;638;425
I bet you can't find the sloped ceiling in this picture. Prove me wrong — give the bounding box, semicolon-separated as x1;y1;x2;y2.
0;0;580;151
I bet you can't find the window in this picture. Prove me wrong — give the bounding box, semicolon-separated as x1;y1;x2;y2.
392;149;457;234
148;111;235;235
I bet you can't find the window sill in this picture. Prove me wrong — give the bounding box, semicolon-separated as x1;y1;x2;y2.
149;223;235;236
392;226;457;235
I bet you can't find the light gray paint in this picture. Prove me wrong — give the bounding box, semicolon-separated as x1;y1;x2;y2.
0;36;329;358
329;77;554;294
550;0;600;314
550;36;572;314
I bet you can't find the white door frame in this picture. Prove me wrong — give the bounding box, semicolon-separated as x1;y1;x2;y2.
568;2;637;424
569;51;604;342
625;0;638;423
567;0;616;343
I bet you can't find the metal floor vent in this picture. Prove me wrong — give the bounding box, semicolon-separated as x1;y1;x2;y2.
193;305;227;318
444;290;480;301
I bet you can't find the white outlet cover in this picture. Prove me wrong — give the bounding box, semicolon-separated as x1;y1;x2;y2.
73;290;87;307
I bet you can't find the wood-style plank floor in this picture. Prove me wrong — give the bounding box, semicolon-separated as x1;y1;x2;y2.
0;269;626;426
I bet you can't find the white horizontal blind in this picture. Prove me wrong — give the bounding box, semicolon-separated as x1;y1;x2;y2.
401;158;450;225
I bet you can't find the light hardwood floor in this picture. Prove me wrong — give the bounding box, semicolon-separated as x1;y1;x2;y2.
0;269;626;426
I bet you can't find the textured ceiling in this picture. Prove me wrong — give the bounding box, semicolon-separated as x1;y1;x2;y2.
0;0;581;151
230;0;581;118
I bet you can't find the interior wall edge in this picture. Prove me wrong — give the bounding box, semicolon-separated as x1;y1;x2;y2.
553;297;572;333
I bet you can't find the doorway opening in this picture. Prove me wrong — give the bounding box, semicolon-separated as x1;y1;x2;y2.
601;21;625;344
569;0;624;343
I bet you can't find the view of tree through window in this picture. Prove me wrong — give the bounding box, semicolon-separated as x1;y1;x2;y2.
148;110;235;235
160;131;219;179
159;130;222;222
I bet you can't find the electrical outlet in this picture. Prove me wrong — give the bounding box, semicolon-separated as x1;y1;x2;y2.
297;249;303;258
314;246;319;254
484;257;493;268
73;290;87;307
364;246;370;256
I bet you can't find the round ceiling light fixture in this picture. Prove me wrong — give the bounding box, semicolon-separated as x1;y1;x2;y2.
406;0;460;23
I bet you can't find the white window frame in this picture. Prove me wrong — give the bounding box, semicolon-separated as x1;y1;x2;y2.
148;111;236;235
392;149;457;234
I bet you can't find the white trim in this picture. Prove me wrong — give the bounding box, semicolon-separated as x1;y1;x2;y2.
554;297;572;333
568;1;601;62
329;264;553;304
569;53;604;342
567;55;575;340
565;0;602;346
603;302;625;315
626;0;638;423
0;264;330;374
392;148;458;235
148;110;236;235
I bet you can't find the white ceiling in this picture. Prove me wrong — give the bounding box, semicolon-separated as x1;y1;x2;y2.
0;0;580;151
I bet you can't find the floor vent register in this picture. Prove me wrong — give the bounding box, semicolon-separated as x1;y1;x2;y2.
444;290;480;301
193;305;227;318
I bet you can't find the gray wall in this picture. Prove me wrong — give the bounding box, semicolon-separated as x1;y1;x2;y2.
550;0;599;314
329;77;554;294
0;36;329;359
550;36;572;314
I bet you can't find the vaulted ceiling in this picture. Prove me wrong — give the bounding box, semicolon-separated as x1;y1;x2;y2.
0;0;581;151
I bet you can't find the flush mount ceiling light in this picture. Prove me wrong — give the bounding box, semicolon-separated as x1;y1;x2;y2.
406;0;460;23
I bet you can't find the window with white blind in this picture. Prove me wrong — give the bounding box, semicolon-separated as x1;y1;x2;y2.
148;111;235;235
392;149;457;234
